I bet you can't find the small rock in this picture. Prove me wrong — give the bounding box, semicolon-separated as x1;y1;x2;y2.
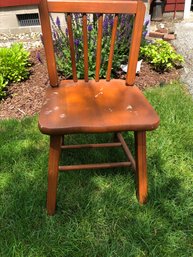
163;33;176;41
149;31;164;39
168;28;175;34
156;28;168;34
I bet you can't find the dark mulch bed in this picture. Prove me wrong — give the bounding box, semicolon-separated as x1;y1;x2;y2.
0;48;180;119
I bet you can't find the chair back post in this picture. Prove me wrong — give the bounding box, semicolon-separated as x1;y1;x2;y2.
38;0;58;86
106;14;118;82
126;0;145;86
95;14;103;82
66;14;78;82
82;14;89;82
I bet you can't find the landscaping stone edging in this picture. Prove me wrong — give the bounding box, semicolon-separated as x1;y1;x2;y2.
0;32;42;49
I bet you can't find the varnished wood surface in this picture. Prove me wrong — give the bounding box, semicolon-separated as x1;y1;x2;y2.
38;0;58;86
38;79;160;135
126;1;146;85
37;0;159;214
39;0;146;85
135;131;147;204
61;142;122;149
47;0;137;14
95;14;103;82
67;14;78;82
47;135;61;215
59;161;131;171
82;14;89;82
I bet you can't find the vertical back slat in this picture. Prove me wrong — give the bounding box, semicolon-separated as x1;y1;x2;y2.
38;0;58;86
67;13;78;82
126;1;145;85
95;14;103;82
106;14;118;81
82;14;89;82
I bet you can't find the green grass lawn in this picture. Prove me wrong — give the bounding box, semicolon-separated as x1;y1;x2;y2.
0;82;193;257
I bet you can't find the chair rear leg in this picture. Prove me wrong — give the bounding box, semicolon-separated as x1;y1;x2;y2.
134;131;147;204
112;132;118;142
47;135;61;215
61;135;64;145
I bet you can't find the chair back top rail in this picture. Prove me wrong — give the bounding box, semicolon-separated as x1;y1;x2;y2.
38;0;145;86
47;0;137;14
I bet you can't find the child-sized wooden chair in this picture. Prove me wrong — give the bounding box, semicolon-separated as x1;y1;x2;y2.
38;0;159;215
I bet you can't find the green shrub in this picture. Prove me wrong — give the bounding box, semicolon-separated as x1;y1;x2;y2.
0;74;7;98
140;39;184;71
0;43;30;83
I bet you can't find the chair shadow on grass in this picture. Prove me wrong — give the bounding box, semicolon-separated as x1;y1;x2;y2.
0;117;192;256
0;118;185;216
57;132;136;212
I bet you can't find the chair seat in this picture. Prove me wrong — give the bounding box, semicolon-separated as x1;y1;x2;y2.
38;79;159;135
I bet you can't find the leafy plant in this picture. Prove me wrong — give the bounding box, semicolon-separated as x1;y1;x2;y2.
50;14;148;79
0;74;7;98
140;39;184;71
0;43;30;83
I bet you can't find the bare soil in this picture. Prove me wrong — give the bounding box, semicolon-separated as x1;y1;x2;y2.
0;48;181;119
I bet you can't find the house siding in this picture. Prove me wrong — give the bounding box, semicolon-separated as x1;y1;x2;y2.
164;0;185;12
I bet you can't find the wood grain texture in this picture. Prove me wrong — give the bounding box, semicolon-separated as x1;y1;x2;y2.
126;1;146;85
38;0;58;86
135;131;147;204
59;162;131;171
67;14;78;82
82;14;89;82
95;14;103;82
61;142;122;149
48;1;137;14
38;79;160;134
47;135;61;215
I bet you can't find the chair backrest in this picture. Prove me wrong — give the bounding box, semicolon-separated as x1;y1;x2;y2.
38;0;146;86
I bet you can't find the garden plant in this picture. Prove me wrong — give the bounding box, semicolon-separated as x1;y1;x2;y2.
0;74;8;98
140;39;184;71
50;15;183;78
0;43;30;98
50;14;148;79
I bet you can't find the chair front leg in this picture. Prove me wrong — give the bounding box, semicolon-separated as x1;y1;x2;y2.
134;131;147;204
47;135;62;215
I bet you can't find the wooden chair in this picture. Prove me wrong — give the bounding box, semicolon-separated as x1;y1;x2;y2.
38;0;159;215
